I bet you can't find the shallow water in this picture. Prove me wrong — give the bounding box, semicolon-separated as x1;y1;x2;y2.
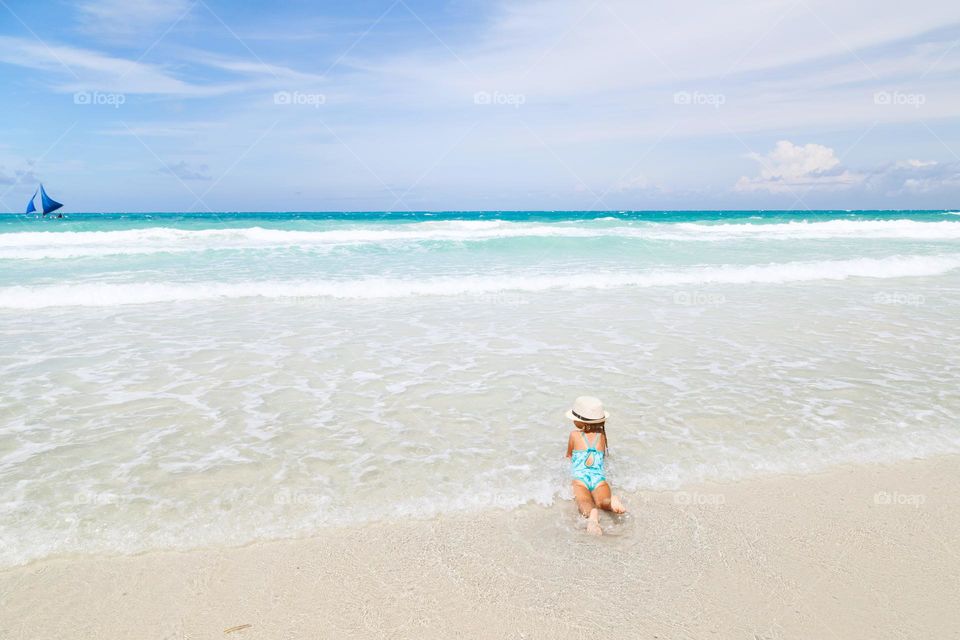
1;210;958;566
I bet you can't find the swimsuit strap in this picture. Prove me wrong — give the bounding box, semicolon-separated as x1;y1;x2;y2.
581;431;597;451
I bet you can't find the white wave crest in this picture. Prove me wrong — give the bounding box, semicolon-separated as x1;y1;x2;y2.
2;254;957;309
0;222;597;260
667;219;960;240
1;218;959;259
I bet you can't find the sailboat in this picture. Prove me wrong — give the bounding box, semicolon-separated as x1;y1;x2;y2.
25;184;64;216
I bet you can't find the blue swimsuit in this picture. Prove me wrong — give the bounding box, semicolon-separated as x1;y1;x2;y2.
571;431;606;490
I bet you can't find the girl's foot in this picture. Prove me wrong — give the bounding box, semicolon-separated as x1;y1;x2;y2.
610;495;626;514
587;508;603;536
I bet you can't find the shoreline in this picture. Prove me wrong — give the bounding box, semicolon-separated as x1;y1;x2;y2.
3;455;957;639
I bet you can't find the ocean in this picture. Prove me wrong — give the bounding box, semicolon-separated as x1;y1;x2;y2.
1;210;958;567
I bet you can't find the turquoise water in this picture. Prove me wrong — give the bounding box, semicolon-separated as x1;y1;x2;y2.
1;210;959;566
3;209;956;228
2;210;959;291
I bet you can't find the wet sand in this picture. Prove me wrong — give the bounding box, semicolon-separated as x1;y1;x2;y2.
2;455;957;639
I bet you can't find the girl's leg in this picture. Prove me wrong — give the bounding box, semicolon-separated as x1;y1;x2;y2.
591;482;626;514
573;481;602;535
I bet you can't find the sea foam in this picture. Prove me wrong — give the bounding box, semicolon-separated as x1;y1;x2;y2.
2;219;959;259
1;254;957;309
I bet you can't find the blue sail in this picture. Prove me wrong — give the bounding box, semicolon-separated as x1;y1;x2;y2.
25;189;38;214
39;184;63;215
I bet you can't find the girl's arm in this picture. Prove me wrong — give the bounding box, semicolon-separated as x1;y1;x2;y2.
565;431;574;458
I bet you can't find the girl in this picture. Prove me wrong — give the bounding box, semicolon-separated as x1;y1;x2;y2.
565;396;626;535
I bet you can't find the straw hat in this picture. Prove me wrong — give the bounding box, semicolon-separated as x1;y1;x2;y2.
564;396;609;424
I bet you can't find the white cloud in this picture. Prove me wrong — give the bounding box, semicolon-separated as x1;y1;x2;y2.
900;176;960;193
180;49;327;85
358;0;960;107
736;144;960;198
735;141;863;193
159;160;211;181
98;122;221;137
260;0;959;187
897;159;938;169
76;0;193;40
0;36;207;95
0;36;295;97
615;174;651;191
0;167;38;186
867;160;960;195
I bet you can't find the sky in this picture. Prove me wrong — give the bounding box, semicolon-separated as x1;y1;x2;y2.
0;0;959;212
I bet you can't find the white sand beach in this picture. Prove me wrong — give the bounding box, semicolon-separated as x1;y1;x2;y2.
3;455;956;640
